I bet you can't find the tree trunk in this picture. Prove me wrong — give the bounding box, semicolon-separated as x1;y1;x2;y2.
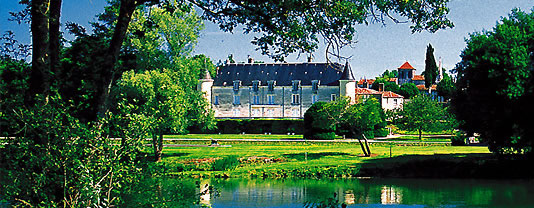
153;133;163;162
418;129;422;140
96;0;140;118
362;134;372;156
353;130;369;157
27;0;50;106
49;0;62;81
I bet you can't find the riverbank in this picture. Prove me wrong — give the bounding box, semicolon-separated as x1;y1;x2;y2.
151;139;531;179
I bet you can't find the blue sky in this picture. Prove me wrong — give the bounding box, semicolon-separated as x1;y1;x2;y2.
1;0;533;78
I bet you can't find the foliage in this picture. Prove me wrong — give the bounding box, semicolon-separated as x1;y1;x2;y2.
211;155;240;171
371;77;400;92
0;96;152;207
304;102;337;140
334;97;386;139
381;69;398;79
117;68;214;161
0;56;29;136
452;8;534;155
424;43;439;88
436;70;455;100
398;83;420;99
451;131;466;146
396;95;455;140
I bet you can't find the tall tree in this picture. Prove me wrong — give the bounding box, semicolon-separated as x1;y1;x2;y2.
424;43;438;88
436;70;455;100
452;8;534;155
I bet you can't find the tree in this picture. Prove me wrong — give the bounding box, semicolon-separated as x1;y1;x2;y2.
304;102;337;140
436;70;455;100
398;83;420;99
305;97;385;156
118;70;189;161
371;77;400;93
452;8;534;155
424;43;438;88
396;95;452;140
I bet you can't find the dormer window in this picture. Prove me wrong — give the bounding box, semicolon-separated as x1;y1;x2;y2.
233;80;241;93
311;80;320;94
291;80;301;93
252;80;261;92
267;80;276;92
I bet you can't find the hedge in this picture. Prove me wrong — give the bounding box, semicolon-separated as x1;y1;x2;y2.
189;119;304;134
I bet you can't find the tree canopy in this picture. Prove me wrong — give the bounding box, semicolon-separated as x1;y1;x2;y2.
452;8;534;155
396;95;453;140
398;82;420;99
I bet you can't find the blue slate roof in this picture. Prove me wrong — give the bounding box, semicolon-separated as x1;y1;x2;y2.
214;62;352;86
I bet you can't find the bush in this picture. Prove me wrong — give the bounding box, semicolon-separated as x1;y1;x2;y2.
374;128;389;137
304;132;336;140
304;102;336;140
211;156;240;171
451;132;466;146
192;119;304;134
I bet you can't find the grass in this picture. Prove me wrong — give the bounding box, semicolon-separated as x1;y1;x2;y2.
164;134;304;140
155;139;491;178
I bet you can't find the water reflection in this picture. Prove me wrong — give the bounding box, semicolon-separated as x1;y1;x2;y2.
207;178;534;208
381;185;402;204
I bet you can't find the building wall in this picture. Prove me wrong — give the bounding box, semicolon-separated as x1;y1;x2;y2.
381;97;403;111
211;86;339;118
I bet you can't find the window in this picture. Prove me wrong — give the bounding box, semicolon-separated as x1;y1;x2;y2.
331;94;337;102
394;99;398;105
311;80;320;93
252;109;261;117
312;94;319;104
233;95;240;105
266;109;274;117
252;80;260;92
233;80;241;92
232;109;240;117
267;94;275;104
213;95;219;105
291;80;301;93
252;95;260;104
292;94;300;104
267;80;276;92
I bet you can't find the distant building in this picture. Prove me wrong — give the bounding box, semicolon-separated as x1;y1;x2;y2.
355;86;403;111
397;61;425;86
199;60;356;119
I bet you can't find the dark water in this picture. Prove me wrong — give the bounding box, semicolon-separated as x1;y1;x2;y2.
203;178;534;208
125;178;534;207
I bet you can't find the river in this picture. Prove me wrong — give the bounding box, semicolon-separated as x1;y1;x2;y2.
124;177;534;207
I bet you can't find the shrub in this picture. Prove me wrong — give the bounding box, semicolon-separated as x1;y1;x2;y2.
211;156;240;171
451;132;466;146
374;128;389;137
304;102;336;140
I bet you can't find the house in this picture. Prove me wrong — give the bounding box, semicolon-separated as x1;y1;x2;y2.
198;60;356;119
355;85;403;111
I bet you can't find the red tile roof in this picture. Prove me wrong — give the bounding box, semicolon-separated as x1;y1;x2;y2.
355;88;381;95
380;91;403;98
389;78;398;82
357;79;375;85
398;61;415;70
412;75;425;81
416;84;437;90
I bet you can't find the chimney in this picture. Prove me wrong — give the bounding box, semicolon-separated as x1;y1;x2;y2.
307;56;313;63
248;56;254;63
379;83;385;92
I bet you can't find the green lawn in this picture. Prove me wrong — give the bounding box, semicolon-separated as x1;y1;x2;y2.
165;134;304;140
156;139;490;178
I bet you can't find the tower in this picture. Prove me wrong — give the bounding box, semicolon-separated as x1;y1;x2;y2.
339;61;356;103
397;61;416;85
198;68;214;104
